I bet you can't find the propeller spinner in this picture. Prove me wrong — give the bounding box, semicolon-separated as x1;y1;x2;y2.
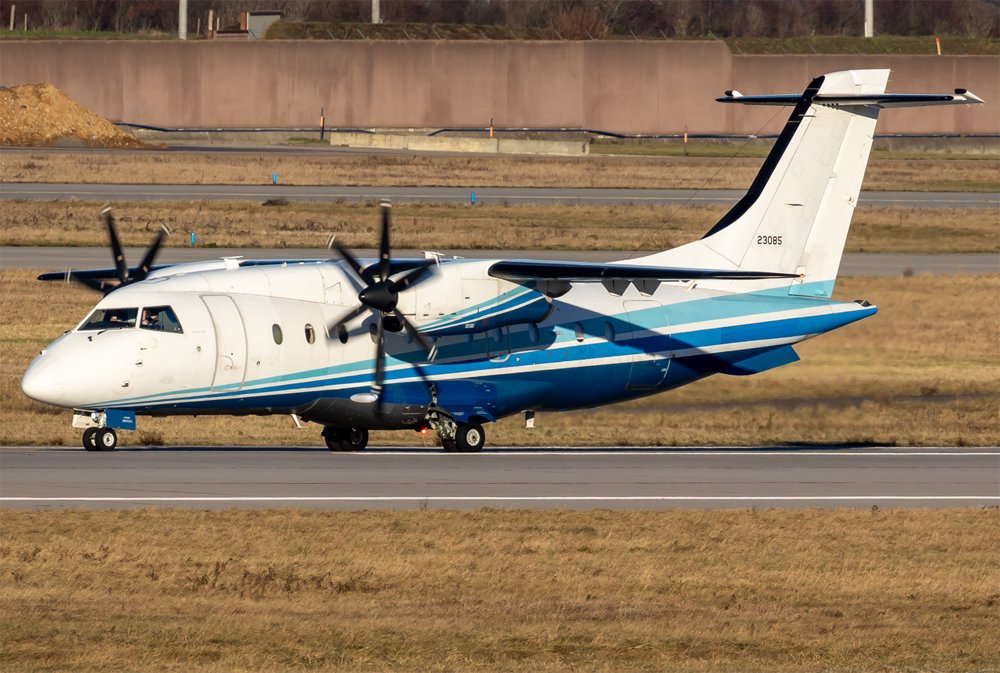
329;203;438;413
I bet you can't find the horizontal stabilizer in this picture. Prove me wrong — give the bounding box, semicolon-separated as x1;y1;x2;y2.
489;260;798;282
717;90;983;108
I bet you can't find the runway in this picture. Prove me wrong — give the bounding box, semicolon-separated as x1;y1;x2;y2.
3;183;997;208
1;447;997;510
1;247;996;277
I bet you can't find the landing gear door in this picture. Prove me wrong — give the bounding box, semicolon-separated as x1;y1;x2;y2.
202;295;247;391
623;299;670;390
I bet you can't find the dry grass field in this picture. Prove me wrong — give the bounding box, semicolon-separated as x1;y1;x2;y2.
1;508;997;672
2;199;998;253
2;270;996;448
3;150;999;192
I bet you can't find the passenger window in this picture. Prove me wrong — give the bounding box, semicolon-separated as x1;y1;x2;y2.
528;323;540;344
574;322;585;342
140;306;183;334
80;307;138;331
604;321;615;342
337;325;349;344
304;324;315;344
272;324;283;345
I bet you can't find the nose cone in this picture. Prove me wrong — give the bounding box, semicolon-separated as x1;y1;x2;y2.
21;352;68;408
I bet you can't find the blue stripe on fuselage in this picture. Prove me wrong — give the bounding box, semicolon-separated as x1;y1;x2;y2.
113;297;873;415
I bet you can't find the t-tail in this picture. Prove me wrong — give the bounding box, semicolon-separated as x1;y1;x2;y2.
636;69;983;297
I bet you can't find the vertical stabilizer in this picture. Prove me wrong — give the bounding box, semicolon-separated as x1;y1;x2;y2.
632;69;983;297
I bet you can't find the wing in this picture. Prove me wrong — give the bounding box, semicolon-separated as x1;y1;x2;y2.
37;258;434;282
488;259;799;282
37;265;173;282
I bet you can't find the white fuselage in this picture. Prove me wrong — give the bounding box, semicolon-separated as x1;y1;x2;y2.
22;257;873;430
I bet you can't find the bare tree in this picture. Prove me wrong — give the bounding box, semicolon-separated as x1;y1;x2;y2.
743;1;766;37
548;2;609;39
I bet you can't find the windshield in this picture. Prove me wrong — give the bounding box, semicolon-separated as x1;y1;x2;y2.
79;307;138;331
140;306;183;334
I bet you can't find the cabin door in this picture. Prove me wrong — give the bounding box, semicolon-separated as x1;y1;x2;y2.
202;295;248;391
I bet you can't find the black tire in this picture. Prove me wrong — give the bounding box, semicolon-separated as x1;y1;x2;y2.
323;433;344;451
95;428;117;451
441;438;458;453
82;427;98;451
324;427;368;452
346;428;368;451
455;423;485;453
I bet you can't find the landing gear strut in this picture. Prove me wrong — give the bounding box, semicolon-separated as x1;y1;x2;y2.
83;427;117;451
322;426;368;452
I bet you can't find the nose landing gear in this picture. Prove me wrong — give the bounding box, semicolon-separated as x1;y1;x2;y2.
82;427;117;451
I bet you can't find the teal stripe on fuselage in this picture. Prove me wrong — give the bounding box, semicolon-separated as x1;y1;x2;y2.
97;280;859;409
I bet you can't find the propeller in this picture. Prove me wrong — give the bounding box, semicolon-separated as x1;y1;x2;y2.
329;202;439;413
69;206;170;294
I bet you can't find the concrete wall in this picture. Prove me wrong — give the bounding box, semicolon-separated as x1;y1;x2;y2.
330;131;589;155
0;40;995;134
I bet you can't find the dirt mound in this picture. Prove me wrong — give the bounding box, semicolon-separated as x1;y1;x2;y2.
0;83;145;148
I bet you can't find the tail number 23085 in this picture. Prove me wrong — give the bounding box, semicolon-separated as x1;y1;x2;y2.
757;235;783;245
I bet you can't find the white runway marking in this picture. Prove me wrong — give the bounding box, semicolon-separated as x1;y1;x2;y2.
4;495;998;503
354;450;1000;456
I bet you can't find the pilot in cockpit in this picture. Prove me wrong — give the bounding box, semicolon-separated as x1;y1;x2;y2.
141;308;161;331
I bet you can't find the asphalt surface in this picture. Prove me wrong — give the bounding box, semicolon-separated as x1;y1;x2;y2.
1;447;996;510
2;247;996;276
3;183;997;208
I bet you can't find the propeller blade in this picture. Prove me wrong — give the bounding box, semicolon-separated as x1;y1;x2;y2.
407;359;436;396
331;242;368;287
378;203;391;283
373;316;386;414
395;311;437;361
134;223;171;281
388;259;435;294
69;272;107;293
327;304;368;337
101;206;129;284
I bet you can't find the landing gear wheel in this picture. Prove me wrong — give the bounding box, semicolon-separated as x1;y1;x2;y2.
82;427;98;451
441;438;458;453
95;428;117;451
455;423;485;453
345;427;368;452
323;427;368;452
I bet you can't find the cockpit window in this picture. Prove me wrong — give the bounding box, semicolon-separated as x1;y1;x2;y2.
141;306;183;334
79;307;138;331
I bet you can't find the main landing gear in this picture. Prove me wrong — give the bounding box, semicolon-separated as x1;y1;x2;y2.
82;427;117;451
322;426;369;452
436;419;486;453
426;410;486;452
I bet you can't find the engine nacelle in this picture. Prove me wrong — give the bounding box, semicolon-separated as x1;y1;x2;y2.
419;285;551;336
